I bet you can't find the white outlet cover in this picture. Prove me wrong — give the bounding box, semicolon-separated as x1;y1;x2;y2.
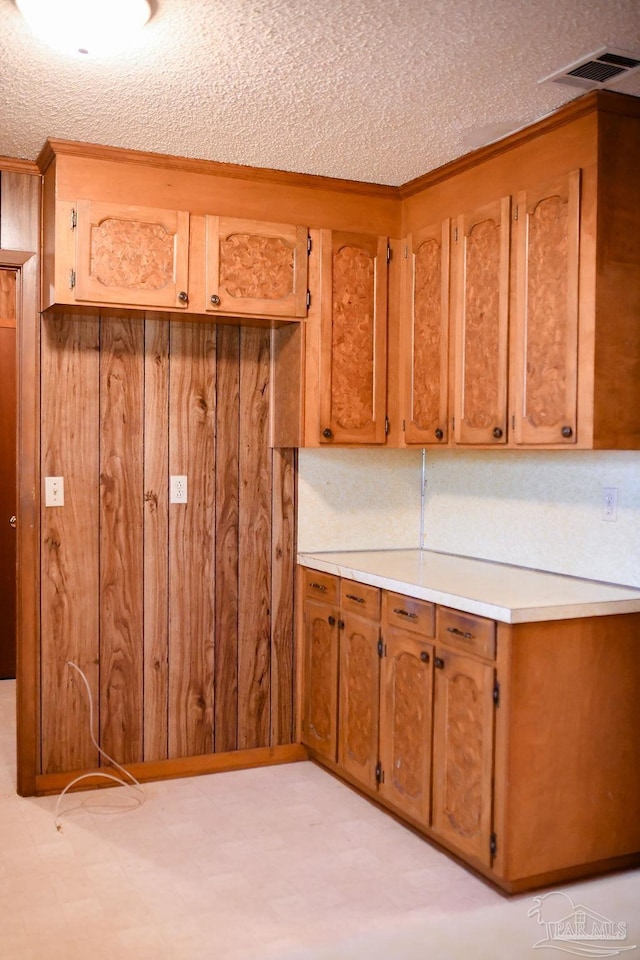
170;475;188;504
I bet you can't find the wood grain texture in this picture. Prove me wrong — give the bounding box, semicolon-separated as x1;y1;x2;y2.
379;630;433;824
270;447;296;745
143;319;169;761
91;218;175;291
513;171;580;445
214;324;240;753
99;318;144;764
238;327;272;749
338;612;380;790
168;322;216;758
404;222;450;444
432;647;495;865
40;315;100;774
302;595;339;760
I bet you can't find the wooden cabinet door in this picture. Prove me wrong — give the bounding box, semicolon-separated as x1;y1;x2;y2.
302;596;339;760
402;222;450;445
378;628;433;824
452;197;510;444
431;647;495;865
512;171;581;445
319;230;388;444
74;200;190;309
338;611;381;789
206;217;308;320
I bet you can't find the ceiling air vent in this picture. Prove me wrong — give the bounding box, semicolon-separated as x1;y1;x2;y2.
539;47;640;91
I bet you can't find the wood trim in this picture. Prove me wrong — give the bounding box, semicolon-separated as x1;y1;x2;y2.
37;138;398;199
0;157;40;176
34;743;309;796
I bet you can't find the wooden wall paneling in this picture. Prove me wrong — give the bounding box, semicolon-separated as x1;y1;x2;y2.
99;318;145;764
237;327;272;749
270;447;296;745
40;315;100;774
168;322;216;758
214;324;240;753
143;318;170;761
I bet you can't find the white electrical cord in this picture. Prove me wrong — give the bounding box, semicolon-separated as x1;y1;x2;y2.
54;660;145;832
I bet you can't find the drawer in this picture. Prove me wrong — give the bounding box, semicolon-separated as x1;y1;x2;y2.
340;579;381;620
383;591;435;637
303;568;339;604
437;606;496;661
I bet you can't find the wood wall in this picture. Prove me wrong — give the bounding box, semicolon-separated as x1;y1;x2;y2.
40;314;295;775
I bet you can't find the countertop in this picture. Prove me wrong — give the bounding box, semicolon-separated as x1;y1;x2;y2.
297;549;640;623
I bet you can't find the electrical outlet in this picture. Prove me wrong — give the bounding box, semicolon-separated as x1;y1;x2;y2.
45;476;64;507
602;486;618;522
170;475;188;504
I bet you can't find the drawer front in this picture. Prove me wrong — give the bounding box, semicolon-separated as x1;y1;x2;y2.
383;591;435;637
437;606;496;661
340;579;381;620
303;568;339;604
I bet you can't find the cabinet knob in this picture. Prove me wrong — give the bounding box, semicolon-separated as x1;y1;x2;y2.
420;651;429;663
328;615;336;627
177;291;189;304
434;656;445;670
209;294;221;307
322;428;333;439
561;425;573;439
492;426;503;439
434;428;444;441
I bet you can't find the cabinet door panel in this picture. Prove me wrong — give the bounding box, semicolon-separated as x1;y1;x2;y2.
74;200;190;309
402;222;450;445
302;598;339;760
453;198;510;444
319;230;388;444
206;217;308;319
338;612;380;789
432;648;495;865
379;630;433;824
513;171;580;445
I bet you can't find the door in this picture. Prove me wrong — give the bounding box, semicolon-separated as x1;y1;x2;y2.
338;609;380;789
0;268;17;679
452;197;511;444
402;221;450;445
319;230;388;444
302;595;340;760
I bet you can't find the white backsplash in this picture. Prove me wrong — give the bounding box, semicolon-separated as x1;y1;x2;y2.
297;448;423;552
422;450;640;588
297;447;640;588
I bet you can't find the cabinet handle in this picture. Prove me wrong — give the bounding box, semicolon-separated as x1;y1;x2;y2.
9;515;17;529
434;656;445;669
209;294;221;307
561;425;573;438
328;615;336;626
338;619;345;629
309;582;327;593
447;626;474;640
434;428;444;441
322;428;333;439
492;426;503;439
177;291;189;304
420;651;429;663
393;607;418;620
345;593;364;604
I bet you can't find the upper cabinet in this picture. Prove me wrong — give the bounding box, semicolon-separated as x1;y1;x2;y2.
318;230;389;445
205;217;309;320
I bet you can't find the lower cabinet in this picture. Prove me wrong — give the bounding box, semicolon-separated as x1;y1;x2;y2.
300;565;640;892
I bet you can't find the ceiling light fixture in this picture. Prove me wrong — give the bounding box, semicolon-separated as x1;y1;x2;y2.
15;0;152;58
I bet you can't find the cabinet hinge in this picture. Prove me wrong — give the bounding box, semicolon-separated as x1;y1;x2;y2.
375;762;384;784
403;244;408;259
454;226;458;242
402;419;406;432
306;289;311;309
511;414;515;430
307;234;312;255
490;833;497;858
514;208;519;222
493;679;500;707
386;242;392;263
451;417;455;431
385;416;390;435
70;208;77;230
69;268;76;290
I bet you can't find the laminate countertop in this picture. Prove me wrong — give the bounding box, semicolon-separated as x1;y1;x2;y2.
297;549;640;623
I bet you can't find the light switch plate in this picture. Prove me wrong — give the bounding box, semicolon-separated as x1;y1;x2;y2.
45;476;64;507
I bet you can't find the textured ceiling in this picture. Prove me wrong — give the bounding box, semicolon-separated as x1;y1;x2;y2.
0;0;639;185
